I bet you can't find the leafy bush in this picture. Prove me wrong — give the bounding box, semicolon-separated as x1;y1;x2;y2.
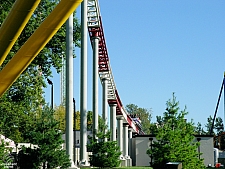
147;94;205;169
87;122;121;168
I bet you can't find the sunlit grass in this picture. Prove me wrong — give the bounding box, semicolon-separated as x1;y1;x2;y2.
80;167;152;169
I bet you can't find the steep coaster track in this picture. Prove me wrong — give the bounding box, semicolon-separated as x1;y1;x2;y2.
0;0;144;135
87;0;144;135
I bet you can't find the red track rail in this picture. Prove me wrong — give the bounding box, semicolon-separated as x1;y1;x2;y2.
88;17;144;134
88;17;109;72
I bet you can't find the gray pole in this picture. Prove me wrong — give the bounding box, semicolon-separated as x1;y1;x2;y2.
117;116;123;158
102;78;108;127
123;124;129;166
66;14;75;167
47;78;53;109
51;83;53;109
128;129;132;157
80;0;88;164
92;34;100;137
224;73;225;128
73;98;76;164
110;103;117;141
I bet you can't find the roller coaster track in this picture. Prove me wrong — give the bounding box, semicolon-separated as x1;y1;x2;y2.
87;0;144;134
0;0;144;135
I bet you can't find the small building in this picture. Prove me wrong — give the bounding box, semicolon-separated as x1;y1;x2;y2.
131;134;214;167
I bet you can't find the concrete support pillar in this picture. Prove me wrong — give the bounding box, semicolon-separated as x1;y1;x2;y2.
66;14;76;168
80;0;88;165
102;78;108;127
91;34;100;137
117;116;123;156
127;128;133;166
109;103;117;141
128;129;133;157
123;124;129;166
123;124;129;157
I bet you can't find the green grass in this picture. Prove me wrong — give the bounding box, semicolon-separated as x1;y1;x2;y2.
117;167;152;169
81;167;215;169
80;167;152;169
81;167;219;169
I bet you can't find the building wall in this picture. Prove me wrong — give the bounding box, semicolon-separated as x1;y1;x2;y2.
131;138;136;166
134;135;214;167
134;136;157;166
194;136;214;166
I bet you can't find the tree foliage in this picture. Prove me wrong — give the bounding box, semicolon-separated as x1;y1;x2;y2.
194;122;206;135
54;104;104;132
204;116;225;150
0;0;81;143
0;123;13;169
204;115;224;136
214;117;224;135
125;104;152;134
87;123;121;168
54;103;80;132
146;94;205;169
18;105;71;169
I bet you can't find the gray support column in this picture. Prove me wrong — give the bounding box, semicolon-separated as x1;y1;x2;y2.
128;129;133;157
92;34;100;137
80;0;88;165
109;103;117;141
117;116;123;156
123;123;132;167
102;78;108;127
66;14;75;167
123;124;129;157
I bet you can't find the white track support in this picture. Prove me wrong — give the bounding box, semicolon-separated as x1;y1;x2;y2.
80;0;88;165
102;77;108;137
66;14;76;168
99;66;117;100
60;57;66;104
92;35;100;137
87;0;100;27
87;0;144;135
110;103;117;141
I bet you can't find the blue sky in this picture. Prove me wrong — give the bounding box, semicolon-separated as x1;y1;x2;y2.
45;1;225;129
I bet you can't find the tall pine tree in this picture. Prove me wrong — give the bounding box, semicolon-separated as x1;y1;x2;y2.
18;105;71;169
146;94;205;169
87;122;121;168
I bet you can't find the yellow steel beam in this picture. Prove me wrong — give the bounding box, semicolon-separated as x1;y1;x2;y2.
0;0;83;97
0;0;41;66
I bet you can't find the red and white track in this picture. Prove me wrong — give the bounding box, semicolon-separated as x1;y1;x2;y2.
87;0;144;135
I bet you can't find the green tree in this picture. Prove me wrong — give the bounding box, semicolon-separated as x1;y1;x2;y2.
205;116;224;135
125;104;152;134
194;122;206;135
54;106;103;131
18;105;71;169
87;123;121;168
146;94;205;169
214;117;224;135
149;116;164;135
54;104;81;132
87;111;104;131
0;95;36;143
0;123;13;169
207;116;225;150
0;142;12;169
0;0;81;142
205;115;213;134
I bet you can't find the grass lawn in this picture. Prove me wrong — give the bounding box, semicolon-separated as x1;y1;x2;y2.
81;166;215;169
80;167;152;169
117;167;152;169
